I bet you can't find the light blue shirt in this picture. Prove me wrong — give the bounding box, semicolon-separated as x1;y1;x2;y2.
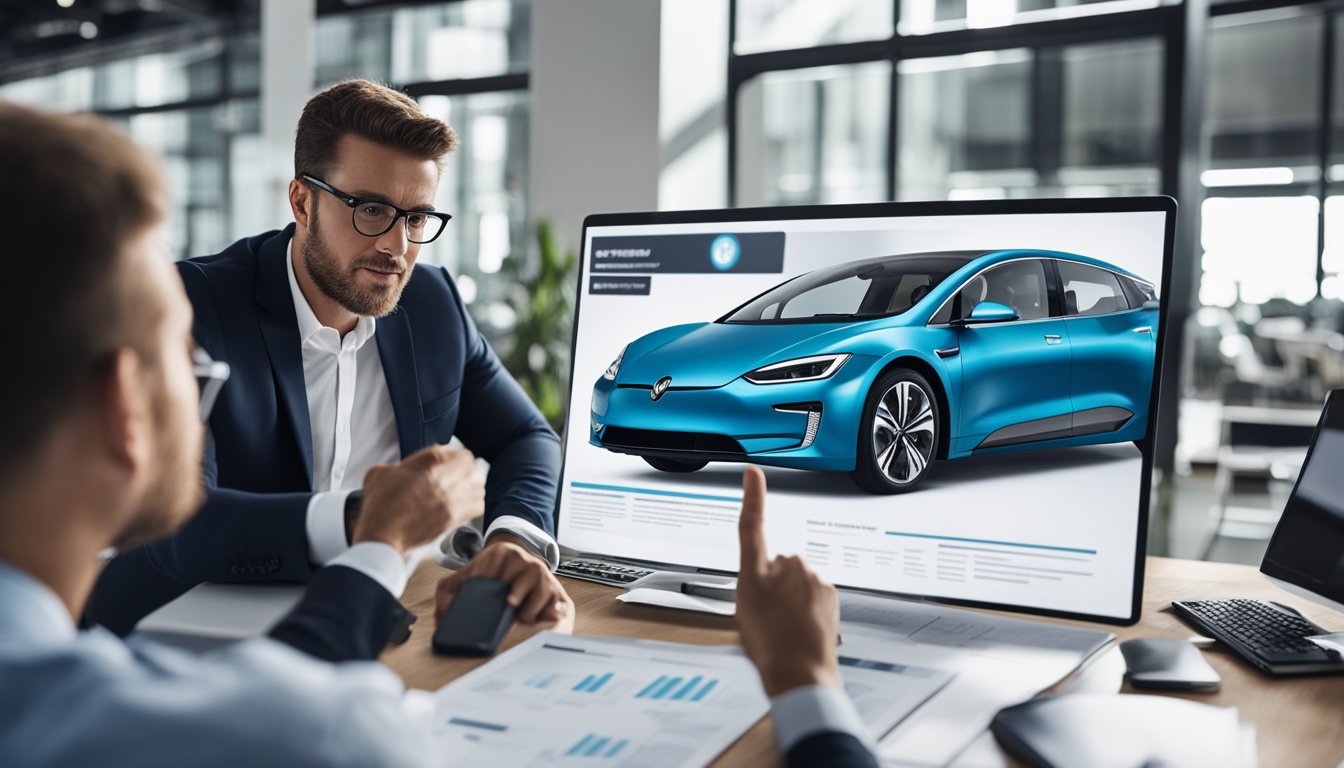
0;560;434;768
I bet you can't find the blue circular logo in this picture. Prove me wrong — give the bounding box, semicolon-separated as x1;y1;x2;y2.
709;234;741;271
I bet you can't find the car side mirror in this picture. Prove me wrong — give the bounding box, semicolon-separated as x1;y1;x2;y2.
957;301;1019;325
1141;299;1160;311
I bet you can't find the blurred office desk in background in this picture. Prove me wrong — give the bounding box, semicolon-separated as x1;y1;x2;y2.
382;557;1344;768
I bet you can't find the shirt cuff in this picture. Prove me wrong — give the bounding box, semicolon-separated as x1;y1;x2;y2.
484;516;560;570
327;542;409;598
770;684;874;754
306;490;354;565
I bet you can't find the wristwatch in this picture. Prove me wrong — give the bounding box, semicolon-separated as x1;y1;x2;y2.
343;489;363;544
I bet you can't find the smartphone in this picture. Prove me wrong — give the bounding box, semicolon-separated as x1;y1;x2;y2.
431;576;516;657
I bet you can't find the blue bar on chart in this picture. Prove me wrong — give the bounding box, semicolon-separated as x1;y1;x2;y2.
689;679;718;702
584;737;611;756
635;675;666;699
651;676;682;699
669;675;703;700
524;673;558;689
605;739;629;758
573;672;613;693
566;734;595;756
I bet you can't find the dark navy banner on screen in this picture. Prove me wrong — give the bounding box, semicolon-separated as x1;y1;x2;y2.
589;276;652;296
590;232;785;274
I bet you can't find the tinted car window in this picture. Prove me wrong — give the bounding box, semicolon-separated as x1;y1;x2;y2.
952;260;1049;322
1058;261;1130;316
722;255;966;324
1121;276;1157;307
777;275;870;319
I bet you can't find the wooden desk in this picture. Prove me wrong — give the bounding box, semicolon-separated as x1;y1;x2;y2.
381;557;1344;767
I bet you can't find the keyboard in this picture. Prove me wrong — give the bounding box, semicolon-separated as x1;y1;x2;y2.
1171;598;1344;675
557;558;655;586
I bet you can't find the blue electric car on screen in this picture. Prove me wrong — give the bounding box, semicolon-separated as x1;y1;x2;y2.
590;249;1159;493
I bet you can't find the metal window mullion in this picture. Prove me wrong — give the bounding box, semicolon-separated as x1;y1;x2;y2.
1316;10;1337;298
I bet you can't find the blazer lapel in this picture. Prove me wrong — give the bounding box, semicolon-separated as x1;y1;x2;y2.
376;308;423;459
253;225;315;487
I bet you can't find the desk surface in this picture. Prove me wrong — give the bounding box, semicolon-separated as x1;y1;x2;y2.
381;557;1344;767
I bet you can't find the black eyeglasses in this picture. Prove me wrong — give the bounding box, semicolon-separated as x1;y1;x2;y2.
299;174;451;244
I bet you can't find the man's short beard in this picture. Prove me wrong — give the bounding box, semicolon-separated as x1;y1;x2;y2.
110;378;204;551
303;204;409;318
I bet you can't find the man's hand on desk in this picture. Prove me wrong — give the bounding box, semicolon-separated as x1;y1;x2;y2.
351;444;485;556
735;465;843;698
435;540;575;632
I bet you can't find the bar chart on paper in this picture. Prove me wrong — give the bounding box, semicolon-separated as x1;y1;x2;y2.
431;632;770;767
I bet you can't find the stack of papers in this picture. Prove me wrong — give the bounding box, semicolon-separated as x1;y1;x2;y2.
835;591;1115;767
425;631;956;767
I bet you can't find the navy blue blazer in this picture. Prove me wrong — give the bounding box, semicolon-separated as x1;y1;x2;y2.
786;732;880;768
90;225;561;637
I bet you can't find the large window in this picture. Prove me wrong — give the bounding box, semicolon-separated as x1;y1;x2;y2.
737;62;889;205
732;8;1164;205
0;35;260;261
1200;8;1339;307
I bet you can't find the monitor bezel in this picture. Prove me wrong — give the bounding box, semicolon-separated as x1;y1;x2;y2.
1260;389;1344;612
556;196;1179;627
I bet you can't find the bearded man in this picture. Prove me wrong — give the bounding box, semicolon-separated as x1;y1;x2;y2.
89;79;570;647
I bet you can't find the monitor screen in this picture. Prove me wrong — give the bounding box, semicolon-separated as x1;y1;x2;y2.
557;199;1175;625
1261;390;1344;612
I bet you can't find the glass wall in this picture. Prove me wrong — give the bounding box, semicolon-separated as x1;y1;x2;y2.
0;36;258;261
738;62;889;206
898;50;1033;200
898;0;1181;35
315;0;530;87
734;0;892;53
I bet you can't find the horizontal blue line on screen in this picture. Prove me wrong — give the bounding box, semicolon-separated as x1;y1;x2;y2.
572;481;742;504
884;531;1097;555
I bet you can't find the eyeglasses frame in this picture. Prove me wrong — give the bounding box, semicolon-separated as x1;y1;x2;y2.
298;173;451;244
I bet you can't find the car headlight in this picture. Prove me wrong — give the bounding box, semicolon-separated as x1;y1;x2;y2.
602;345;628;381
744;354;851;385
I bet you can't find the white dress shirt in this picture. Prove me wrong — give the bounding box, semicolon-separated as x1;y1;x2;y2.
285;242;558;599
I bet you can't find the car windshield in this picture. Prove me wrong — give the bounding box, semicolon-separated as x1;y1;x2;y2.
719;255;971;324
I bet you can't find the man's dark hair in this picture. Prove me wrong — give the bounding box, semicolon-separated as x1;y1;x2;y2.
0;102;166;481
294;79;459;180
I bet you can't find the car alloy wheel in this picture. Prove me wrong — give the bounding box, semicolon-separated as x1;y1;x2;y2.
874;380;936;485
850;369;940;493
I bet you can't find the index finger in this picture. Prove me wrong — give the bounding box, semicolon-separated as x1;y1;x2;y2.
738;466;769;577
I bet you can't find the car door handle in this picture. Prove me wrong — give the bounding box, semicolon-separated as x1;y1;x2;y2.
1044;334;1063;345
1132;326;1152;334
935;347;960;359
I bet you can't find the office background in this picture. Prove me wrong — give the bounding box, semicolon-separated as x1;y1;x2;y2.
1;0;1339;567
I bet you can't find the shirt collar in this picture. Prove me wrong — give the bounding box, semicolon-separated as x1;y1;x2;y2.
285;238;377;349
0;559;77;647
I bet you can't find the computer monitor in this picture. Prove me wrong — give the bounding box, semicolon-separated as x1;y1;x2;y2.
557;198;1177;626
1261;389;1344;616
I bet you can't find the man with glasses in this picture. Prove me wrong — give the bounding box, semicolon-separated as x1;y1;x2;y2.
89;79;572;650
